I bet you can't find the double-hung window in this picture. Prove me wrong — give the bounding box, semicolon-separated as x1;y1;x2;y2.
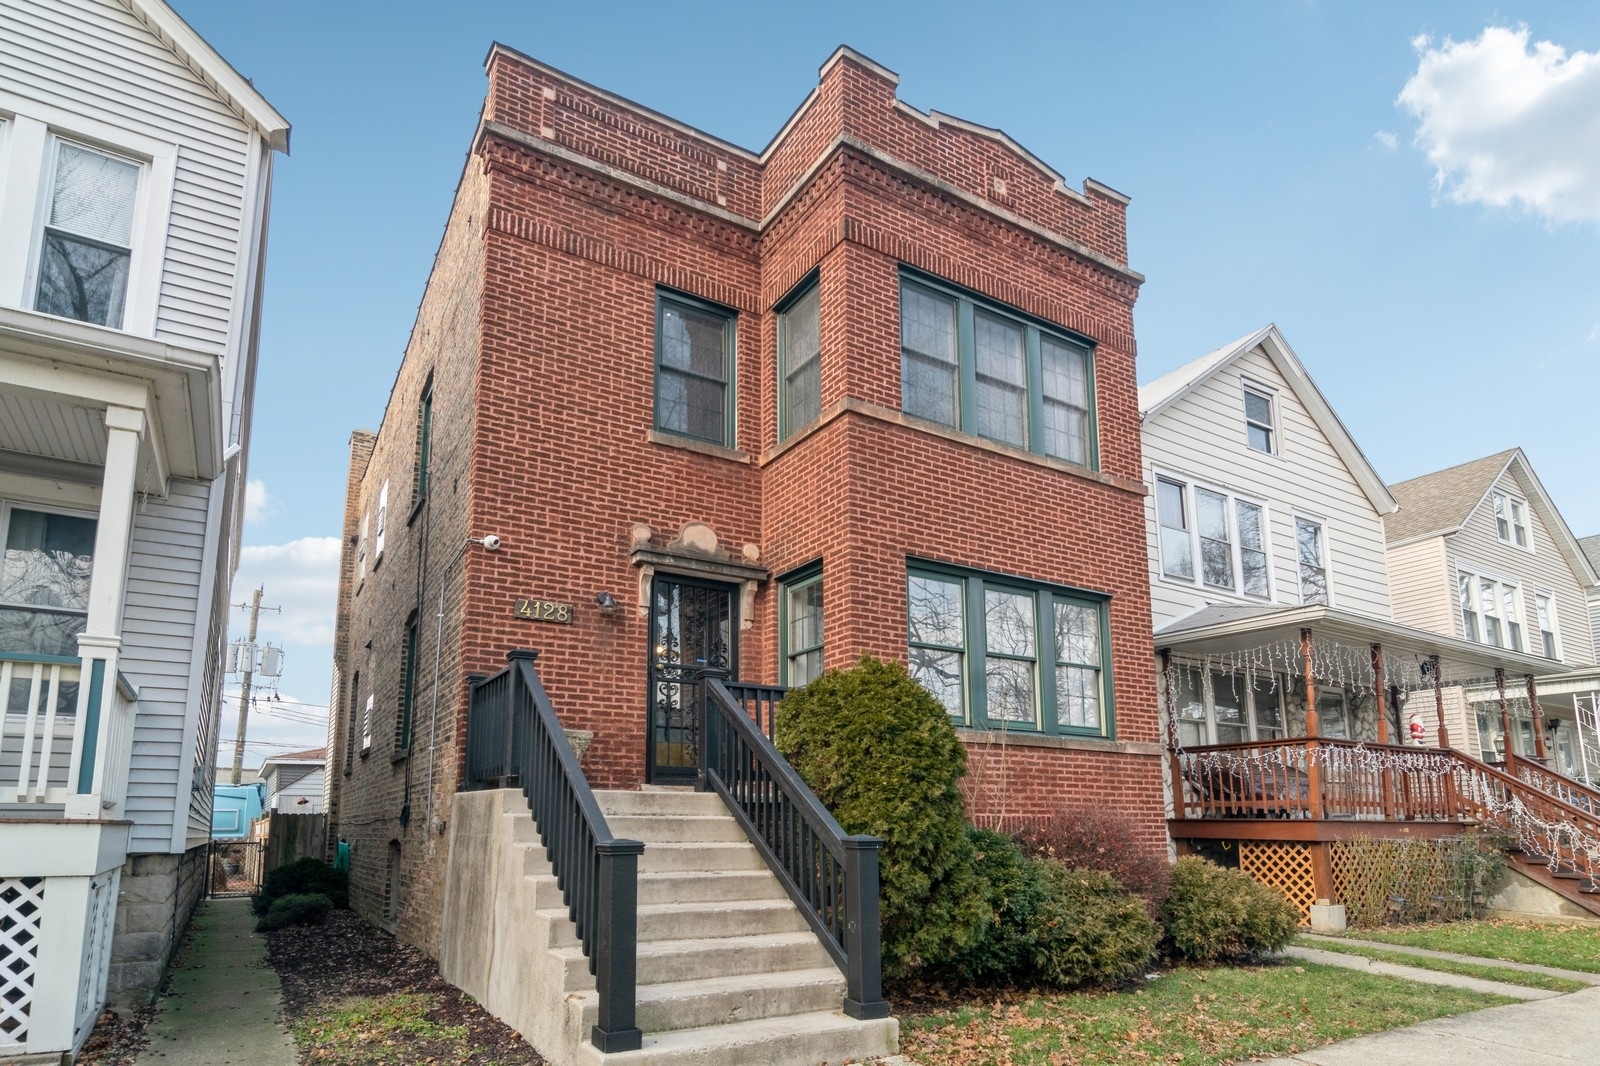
907;564;1111;736
1459;567;1523;651
0;505;96;657
778;280;821;439
899;273;1095;467
781;568;823;686
1243;383;1277;454
1155;474;1271;599
655;290;736;446
35;140;141;329
1294;516;1329;605
395;615;419;752
1170;668;1285;746
1535;591;1558;659
413;381;433;503
1492;492;1530;550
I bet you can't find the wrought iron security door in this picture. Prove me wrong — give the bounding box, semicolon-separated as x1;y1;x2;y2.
648;576;736;784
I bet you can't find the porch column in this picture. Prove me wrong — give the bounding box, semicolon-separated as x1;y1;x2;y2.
1431;655;1449;749
1527;674;1548;761
1301;629;1323;820
1160;648;1185;820
65;405;143;818
1496;668;1512;765
1372;644;1394;818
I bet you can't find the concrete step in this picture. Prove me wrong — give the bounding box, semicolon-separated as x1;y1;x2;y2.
578;1010;899;1066
556;931;834;989
575;968;846;1034
541;899;811;948
637;869;784;905
595;789;727;817
639;842;767;873
605;814;748;844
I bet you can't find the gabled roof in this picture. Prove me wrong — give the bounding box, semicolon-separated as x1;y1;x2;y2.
1580;535;1600;580
121;0;290;153
1138;324;1398;515
1386;449;1600;588
261;747;325;767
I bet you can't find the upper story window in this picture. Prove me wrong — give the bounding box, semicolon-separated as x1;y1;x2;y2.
906;563;1112;737
1243;383;1277;454
899;273;1095;468
395;614;419;752
655;290;736;447
0;504;97;656
35;140;141;329
781;567;823;686
778;280;821;439
1535;591;1559;659
1295;516;1329;605
1155;474;1270;599
413;381;433;503
1459;566;1524;652
1492;491;1530;550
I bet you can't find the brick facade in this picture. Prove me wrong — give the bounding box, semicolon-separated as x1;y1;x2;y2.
328;45;1166;955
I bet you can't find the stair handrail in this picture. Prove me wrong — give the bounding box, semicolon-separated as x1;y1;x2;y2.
694;669;888;1021
1446;748;1600;887
1504;748;1599;815
465;650;643;1054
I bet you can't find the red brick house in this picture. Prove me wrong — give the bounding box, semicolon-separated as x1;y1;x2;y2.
327;43;1162;1063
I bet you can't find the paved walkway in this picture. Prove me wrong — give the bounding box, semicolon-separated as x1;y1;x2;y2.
1299;932;1600;985
133;898;298;1066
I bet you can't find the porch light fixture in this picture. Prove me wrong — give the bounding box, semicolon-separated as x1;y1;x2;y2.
595;591;620;612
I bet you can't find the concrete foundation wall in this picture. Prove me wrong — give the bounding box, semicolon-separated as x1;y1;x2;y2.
1487;866;1600;925
106;844;208;1007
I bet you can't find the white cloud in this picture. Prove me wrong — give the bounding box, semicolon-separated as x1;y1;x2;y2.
1373;130;1398;151
244;479;279;524
233;536;342;648
1398;25;1600;223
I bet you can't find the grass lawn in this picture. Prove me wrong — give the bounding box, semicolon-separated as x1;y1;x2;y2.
899;961;1514;1066
1299;937;1588;993
1334;920;1600;974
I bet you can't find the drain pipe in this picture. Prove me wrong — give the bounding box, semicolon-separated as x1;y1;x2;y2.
424;534;501;844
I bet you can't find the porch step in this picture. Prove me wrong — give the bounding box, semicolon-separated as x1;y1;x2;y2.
595;789;725;817
604;814;750;843
637;869;784;905
576;1010;899;1066
638;842;768;873
557;931;835;988
539;898;810;948
575;968;846;1033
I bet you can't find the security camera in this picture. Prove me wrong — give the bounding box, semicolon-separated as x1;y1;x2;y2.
478;534;501;551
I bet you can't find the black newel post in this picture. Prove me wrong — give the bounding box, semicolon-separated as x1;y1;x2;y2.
591;838;644;1051
505;650;539;788
841;834;889;1019
694;665;729;793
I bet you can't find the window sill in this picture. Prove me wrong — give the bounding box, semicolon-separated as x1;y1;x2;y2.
390;752;409;765
1156;573;1275;606
407;496;427;527
955;728;1162;757
359;749;372;760
646;430;750;464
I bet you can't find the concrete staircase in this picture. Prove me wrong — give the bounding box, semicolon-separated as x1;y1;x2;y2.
439;788;898;1066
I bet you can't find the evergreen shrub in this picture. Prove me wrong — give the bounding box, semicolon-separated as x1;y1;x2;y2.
1161;856;1299;962
254;892;332;932
775;656;986;977
253;858;349;914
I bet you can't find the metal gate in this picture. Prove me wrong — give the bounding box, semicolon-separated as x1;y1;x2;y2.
207;840;265;898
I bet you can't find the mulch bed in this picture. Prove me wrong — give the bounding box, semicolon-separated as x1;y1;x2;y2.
265;907;548;1064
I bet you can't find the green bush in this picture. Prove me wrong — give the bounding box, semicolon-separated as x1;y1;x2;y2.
776;656;987;977
944;831;1160;989
253;858;348;914
254;892;332;932
1161;856;1300;963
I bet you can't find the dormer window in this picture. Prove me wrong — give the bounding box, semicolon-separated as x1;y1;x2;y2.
1243;383;1276;454
35;140;140;329
1492;491;1530;550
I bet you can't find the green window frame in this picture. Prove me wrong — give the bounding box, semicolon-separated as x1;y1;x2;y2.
898;269;1097;469
906;561;1113;737
396;614;419;752
779;564;823;687
413;380;433;503
654;289;736;446
778;275;821;440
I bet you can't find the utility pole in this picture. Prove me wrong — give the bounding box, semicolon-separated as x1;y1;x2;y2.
230;586;263;785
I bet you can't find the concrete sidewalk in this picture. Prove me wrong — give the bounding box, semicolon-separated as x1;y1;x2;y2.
133;898;298;1065
1255;984;1600;1064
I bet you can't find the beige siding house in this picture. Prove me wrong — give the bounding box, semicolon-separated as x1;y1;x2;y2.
1385;451;1600;781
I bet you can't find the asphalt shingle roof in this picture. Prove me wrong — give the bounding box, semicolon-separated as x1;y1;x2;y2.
1384;450;1517;544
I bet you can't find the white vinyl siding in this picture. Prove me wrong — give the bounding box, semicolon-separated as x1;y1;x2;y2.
1385;537;1455;635
0;0;253;352
119;478;210;852
1141;344;1393;629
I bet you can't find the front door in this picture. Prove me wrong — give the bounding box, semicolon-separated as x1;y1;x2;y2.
647;575;736;784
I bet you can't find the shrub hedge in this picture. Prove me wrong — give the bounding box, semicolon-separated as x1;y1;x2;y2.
1012;807;1172;915
1162;856;1299;962
254;892;332;932
253;858;348;915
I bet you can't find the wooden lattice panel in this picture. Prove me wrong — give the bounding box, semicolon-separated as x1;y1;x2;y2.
1330;837;1475;927
0;877;44;1048
1238;842;1316;925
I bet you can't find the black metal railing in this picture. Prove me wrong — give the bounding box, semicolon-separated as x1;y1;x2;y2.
465;650;643;1053
695;669;888;1020
725;681;787;740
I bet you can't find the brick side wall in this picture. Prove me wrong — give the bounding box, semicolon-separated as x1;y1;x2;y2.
333;45;1163;961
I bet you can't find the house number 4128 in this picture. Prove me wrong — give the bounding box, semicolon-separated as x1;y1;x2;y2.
513;598;574;624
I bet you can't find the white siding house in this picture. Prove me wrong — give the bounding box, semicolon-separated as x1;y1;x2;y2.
0;1;286;1057
260;748;326;815
1385;451;1600;780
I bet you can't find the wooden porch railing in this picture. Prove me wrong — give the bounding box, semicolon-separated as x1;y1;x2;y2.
2;655;80;804
1504;749;1599;816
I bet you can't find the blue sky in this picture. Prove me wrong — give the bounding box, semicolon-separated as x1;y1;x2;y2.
183;1;1600;756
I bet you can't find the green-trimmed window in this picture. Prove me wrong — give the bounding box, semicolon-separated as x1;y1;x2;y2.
906;563;1113;736
413;381;433;502
655;290;735;446
396;615;418;751
781;567;823;686
898;272;1096;468
779;280;821;439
